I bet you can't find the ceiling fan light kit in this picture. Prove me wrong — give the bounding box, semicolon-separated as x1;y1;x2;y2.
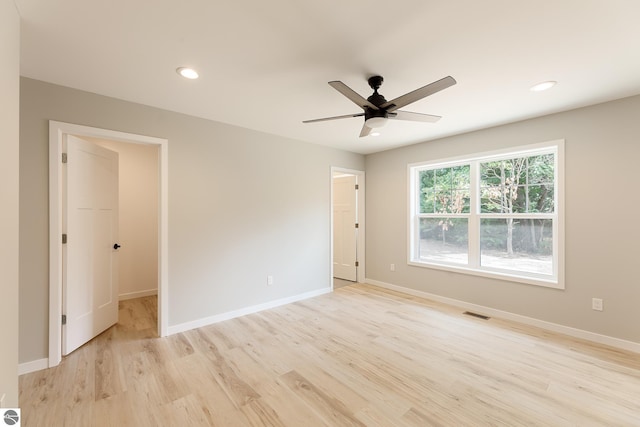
304;74;456;138
365;116;387;128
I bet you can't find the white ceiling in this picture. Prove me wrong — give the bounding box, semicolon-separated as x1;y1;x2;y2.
16;0;640;154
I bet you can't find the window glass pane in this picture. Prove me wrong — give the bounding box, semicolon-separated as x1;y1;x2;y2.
452;189;471;213
434;167;450;192
480;160;504;186
434;190;470;214
419;217;468;264
480;218;553;275
421;187;435;213
527;185;554;213
419;165;470;214
419;170;435;213
480;185;504;213
435;190;449;213
481;154;555;213
480;159;526;213
528;154;555;185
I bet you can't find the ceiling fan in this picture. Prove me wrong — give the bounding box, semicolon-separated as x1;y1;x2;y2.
303;75;456;137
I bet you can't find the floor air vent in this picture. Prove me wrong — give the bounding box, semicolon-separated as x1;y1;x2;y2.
463;311;490;320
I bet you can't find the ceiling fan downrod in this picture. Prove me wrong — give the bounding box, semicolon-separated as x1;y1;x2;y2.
366;75;387;107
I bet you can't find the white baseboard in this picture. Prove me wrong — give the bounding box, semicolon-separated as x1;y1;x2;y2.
168;287;332;335
365;278;640;354
119;289;158;301
19;288;331;375
18;358;49;376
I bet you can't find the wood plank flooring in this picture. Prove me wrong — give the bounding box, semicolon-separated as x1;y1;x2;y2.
19;284;640;426
333;278;355;289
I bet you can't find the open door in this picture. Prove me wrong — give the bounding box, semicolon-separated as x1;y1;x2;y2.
63;135;119;355
333;174;358;281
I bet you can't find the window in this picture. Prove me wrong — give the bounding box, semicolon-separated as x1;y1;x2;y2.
409;140;564;288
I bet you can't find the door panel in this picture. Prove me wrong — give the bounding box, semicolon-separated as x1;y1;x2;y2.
333;175;357;281
63;135;119;355
94;210;114;308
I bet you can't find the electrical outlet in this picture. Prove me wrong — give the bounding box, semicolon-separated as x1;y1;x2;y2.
592;298;603;311
390;263;395;272
267;275;274;286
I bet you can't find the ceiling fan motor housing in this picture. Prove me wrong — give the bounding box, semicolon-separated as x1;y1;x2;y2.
366;75;389;123
364;106;388;122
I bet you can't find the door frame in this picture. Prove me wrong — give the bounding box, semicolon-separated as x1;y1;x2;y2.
48;121;169;367
330;167;365;288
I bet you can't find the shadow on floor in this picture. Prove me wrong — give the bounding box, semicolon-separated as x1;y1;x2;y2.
333;278;356;289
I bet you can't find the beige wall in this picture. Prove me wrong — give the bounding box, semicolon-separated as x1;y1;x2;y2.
365;94;640;345
1;0;20;407
92;138;159;299
19;77;365;364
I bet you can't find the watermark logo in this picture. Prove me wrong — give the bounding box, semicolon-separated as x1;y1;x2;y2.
2;409;20;426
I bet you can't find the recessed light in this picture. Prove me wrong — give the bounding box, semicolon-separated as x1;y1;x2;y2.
370;132;381;137
176;67;199;80
530;81;557;92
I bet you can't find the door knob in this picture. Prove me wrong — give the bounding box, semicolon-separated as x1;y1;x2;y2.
113;243;121;250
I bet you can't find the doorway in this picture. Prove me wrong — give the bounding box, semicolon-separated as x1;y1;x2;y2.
331;167;365;289
87;137;160;301
48;121;168;367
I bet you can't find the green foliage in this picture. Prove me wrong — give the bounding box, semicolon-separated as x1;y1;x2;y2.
420;165;470;214
480;154;554;214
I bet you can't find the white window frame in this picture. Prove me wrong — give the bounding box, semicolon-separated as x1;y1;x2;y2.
408;140;564;289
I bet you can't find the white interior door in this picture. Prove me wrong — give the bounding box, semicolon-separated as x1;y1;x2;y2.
63;135;119;355
333;174;357;281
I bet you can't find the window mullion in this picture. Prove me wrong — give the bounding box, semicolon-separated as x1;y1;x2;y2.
468;161;480;268
409;167;418;261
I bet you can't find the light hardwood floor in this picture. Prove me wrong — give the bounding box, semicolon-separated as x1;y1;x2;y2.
19;284;640;426
333;278;355;289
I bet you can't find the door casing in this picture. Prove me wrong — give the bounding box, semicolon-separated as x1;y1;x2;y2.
49;121;169;367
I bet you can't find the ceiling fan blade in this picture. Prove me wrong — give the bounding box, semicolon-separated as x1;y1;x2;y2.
359;124;373;138
329;81;379;110
381;76;456;112
303;112;364;123
389;110;441;123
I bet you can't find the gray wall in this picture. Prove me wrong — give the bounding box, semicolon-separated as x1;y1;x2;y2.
365;94;640;344
1;0;20;407
19;77;364;364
